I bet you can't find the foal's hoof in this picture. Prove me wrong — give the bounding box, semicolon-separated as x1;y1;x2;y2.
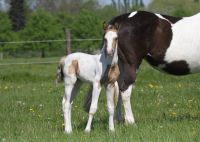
109;128;115;133
84;128;91;133
64;129;72;134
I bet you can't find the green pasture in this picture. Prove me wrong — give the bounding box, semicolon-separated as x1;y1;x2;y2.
0;58;200;142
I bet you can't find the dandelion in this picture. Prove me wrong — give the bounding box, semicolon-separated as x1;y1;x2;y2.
170;112;177;117
176;83;182;88
39;104;44;107
29;108;34;112
192;128;196;135
188;99;193;103
4;86;8;90
2;138;6;142
148;83;154;88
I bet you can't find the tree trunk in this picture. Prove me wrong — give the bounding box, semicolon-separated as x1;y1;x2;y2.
0;52;3;59
41;48;45;58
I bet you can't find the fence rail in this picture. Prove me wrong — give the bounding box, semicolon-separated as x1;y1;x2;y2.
0;38;102;44
0;61;58;66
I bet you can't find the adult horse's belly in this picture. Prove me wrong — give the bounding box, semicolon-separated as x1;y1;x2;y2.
164;14;200;74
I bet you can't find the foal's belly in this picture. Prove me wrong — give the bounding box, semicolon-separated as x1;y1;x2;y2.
159;15;200;75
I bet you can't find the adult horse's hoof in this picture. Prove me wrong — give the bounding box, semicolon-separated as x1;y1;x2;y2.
125;117;135;125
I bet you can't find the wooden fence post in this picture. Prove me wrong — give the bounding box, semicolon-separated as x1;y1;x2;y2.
64;28;71;55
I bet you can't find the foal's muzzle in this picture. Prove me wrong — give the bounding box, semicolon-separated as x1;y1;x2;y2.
107;48;114;57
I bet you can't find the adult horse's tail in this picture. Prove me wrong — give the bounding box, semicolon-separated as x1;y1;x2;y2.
56;57;66;84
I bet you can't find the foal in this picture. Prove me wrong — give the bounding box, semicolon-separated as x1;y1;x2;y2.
56;27;119;133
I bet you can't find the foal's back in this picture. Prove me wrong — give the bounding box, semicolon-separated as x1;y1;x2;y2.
64;52;101;83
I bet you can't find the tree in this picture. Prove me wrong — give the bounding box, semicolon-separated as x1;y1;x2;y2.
9;0;26;31
69;10;103;52
36;0;99;14
111;0;144;13
21;9;63;57
0;12;19;58
148;0;200;17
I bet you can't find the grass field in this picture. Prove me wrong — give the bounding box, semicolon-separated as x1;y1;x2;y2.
1;58;200;142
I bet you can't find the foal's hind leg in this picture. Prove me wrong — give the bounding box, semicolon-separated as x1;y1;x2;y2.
85;81;101;133
62;75;77;134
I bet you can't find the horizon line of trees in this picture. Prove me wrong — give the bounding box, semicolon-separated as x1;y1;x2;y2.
0;0;200;58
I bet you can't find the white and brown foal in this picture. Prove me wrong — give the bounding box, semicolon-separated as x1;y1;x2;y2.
56;27;119;133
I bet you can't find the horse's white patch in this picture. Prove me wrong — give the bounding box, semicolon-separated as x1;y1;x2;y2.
128;11;137;18
105;30;118;55
155;14;171;23
164;13;200;73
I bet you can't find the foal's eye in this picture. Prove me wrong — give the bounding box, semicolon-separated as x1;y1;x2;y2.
115;37;118;41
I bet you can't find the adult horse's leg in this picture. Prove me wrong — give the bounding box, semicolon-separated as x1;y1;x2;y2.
118;62;136;124
85;81;102;132
121;84;135;124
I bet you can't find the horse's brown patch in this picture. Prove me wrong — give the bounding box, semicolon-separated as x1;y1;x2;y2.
108;64;120;84
68;60;80;75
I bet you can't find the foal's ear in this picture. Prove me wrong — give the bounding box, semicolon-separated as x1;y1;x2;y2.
114;23;120;31
103;21;108;31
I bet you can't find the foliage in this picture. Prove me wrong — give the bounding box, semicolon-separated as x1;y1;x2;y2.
20;9;64;57
0;12;19;52
148;0;200;16
69;9;103;51
111;0;144;13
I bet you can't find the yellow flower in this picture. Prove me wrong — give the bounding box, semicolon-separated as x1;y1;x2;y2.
177;83;182;88
4;86;8;90
188;99;193;103
171;112;177;117
29;108;34;112
148;84;154;88
62;123;65;128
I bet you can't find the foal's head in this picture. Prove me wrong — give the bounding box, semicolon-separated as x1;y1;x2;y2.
103;25;118;57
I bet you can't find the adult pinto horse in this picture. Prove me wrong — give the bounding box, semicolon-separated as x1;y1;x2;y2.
105;11;200;124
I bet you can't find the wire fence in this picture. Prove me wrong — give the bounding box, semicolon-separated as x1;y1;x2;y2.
0;38;102;63
0;61;58;66
0;38;102;44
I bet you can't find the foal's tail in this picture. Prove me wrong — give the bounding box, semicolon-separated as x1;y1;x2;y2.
56;56;66;84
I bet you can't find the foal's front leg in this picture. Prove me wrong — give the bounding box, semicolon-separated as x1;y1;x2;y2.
85;81;101;133
106;83;117;132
